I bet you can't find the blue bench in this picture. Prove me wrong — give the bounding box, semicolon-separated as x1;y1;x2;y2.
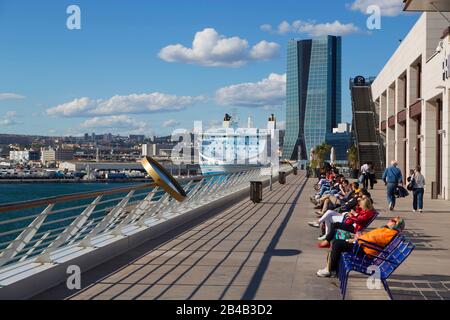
338;234;415;300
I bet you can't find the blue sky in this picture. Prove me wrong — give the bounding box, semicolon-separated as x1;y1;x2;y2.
0;0;419;137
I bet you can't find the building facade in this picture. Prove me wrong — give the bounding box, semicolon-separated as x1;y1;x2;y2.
9;150;40;163
41;148;74;164
372;12;450;199
284;36;342;160
142;143;156;157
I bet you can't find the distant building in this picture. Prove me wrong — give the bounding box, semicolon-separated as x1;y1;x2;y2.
59;161;143;172
41;148;74;164
152;136;172;144
129;135;145;142
9;150;40;163
156;143;177;157
268;114;276;131
142;143;156;157
325;132;352;162
333;122;351;134
284;36;342;160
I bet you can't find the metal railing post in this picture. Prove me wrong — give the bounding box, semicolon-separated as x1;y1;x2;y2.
36;196;102;263
0;204;54;267
79;191;135;248
116;188;161;229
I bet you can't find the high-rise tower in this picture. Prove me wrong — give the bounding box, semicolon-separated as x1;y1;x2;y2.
284;36;342;160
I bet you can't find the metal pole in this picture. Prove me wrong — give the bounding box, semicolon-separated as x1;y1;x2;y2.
269;161;273;191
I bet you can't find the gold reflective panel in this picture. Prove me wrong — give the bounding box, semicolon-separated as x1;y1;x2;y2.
281;159;295;168
141;156;187;202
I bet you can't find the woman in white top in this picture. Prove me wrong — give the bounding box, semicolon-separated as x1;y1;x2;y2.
412;166;426;213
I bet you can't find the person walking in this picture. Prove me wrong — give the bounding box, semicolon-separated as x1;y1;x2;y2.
360;162;370;189
367;161;376;190
382;160;403;211
412;166;425;213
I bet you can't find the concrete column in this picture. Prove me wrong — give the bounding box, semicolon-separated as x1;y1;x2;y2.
442;91;450;200
386;87;396;165
396;123;406;176
386;127;395;166
396;77;406;111
422;101;437;196
380;93;387;128
408;65;418;108
387;86;395;117
407;116;418;171
395;79;406;175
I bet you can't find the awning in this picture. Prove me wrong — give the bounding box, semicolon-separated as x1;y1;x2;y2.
404;0;450;12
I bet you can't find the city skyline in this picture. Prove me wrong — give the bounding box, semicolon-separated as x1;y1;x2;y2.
0;0;419;137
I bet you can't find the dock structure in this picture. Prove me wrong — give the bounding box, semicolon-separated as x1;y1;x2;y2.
1;169;450;300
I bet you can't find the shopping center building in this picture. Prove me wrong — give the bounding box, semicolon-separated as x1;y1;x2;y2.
371;9;450;199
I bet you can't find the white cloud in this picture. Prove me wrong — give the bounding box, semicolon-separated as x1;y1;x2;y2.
260;24;273;33
249;41;281;60
46;93;207;117
81;115;145;129
80;115;152;135
215;73;286;108
5;111;17;118
0;93;25;100
0;111;21;126
260;20;360;37
162;119;181;128
158;28;280;67
349;0;403;17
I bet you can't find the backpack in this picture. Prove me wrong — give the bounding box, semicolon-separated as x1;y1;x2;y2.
395;186;409;198
407;177;416;191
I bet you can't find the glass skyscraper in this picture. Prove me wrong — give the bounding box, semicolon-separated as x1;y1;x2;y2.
284;36;342;160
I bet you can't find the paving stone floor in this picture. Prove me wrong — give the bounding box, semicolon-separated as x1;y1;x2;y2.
35;172;450;300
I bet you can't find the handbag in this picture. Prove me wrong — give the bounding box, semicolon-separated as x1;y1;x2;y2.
335;229;353;240
407;177;416;191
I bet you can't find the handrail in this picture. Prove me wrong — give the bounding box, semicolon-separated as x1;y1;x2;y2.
350;86;361;169
0;183;156;214
0;165;293;272
0;169;254;214
368;88;386;170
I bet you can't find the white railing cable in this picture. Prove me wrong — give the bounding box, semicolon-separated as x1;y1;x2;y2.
36;196;103;263
0;204;54;267
77;190;135;248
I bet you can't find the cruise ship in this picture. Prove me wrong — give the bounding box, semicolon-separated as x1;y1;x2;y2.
198;114;278;175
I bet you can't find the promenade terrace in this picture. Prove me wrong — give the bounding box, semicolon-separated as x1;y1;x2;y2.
1;170;450;300
28;172;449;300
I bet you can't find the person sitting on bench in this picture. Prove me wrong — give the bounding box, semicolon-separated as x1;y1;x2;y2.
309;192;373;241
316;217;405;277
317;198;377;248
312;181;355;215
